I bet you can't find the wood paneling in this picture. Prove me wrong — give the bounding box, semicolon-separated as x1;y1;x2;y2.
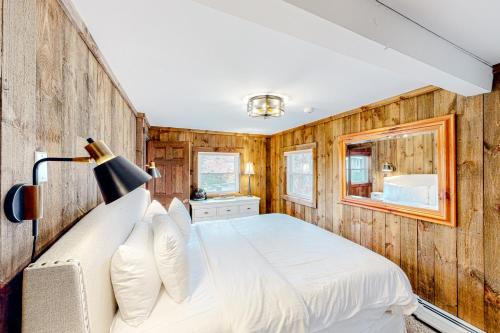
0;1;141;331
136;112;149;166
267;87;499;331
148;127;268;213
484;87;500;333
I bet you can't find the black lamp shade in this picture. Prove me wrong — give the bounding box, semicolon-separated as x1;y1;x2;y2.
93;156;151;204
147;166;161;178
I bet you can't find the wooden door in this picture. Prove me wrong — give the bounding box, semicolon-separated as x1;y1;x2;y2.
146;141;191;208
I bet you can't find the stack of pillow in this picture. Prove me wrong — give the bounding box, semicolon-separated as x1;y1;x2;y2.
110;197;192;327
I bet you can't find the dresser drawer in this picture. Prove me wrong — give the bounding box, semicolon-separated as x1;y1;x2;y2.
193;207;216;218
239;204;259;215
217;206;238;217
190;197;261;222
192;216;215;223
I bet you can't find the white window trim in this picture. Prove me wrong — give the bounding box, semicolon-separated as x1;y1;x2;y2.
285;148;314;201
197;152;240;195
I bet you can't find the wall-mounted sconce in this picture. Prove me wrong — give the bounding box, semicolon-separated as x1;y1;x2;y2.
244;162;255;196
145;161;161;193
382;161;395;173
4;138;151;261
146;161;161;179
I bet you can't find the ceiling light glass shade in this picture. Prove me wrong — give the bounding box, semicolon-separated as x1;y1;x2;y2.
247;94;285;118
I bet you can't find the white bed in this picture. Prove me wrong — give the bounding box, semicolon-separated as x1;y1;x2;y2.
112;214;417;333
381;174;438;210
23;190;417;333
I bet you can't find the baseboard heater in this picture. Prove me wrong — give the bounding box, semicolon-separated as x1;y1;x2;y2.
413;297;485;333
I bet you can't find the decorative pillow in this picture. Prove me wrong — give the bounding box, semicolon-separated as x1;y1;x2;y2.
152;214;189;303
143;200;167;223
110;222;161;327
168;198;192;240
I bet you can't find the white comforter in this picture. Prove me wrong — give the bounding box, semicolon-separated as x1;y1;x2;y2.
111;214;417;333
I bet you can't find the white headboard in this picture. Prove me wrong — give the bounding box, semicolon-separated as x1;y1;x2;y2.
22;188;150;333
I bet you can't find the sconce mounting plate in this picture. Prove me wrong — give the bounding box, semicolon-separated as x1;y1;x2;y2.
4;184;27;223
4;183;42;223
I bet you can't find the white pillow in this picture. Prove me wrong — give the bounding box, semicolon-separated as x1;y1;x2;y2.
111;222;161;327
152;214;189;303
143;200;167;223
168;198;191;240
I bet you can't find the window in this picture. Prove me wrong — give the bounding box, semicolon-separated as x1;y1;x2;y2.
198;152;240;194
346;155;370;184
283;144;316;207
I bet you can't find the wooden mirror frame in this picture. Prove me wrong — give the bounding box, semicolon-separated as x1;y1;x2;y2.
339;114;456;227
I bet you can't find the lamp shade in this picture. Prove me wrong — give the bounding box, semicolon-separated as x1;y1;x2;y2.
146;161;161;178
244;162;255;175
93;156;151;204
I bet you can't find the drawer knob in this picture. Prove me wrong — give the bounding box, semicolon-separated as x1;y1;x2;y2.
226;209;231;212
204;211;208;214
247;207;251;210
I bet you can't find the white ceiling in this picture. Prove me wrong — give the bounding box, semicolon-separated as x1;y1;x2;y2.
71;0;493;134
379;0;500;66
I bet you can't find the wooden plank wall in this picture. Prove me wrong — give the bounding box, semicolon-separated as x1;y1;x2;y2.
368;130;437;193
148;127;268;213
267;87;500;331
0;1;140;331
136;112;149;166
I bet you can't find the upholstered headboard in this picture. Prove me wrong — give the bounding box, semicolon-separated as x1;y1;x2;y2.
22;188;150;333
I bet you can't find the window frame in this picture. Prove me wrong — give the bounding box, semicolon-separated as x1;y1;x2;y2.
282;143;317;208
197;151;241;195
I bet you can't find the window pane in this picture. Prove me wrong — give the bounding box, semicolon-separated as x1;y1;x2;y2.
200;173;237;193
351;169;368;183
286;150;313;200
290;174;313;198
199;153;239;193
200;154;236;173
346;155;370;184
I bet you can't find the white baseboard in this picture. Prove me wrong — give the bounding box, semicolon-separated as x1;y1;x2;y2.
413;297;485;333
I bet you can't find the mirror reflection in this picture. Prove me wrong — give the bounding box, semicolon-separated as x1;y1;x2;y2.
345;130;439;211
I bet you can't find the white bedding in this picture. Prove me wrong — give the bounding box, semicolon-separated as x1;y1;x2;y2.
111;214;417;333
382;174;439;210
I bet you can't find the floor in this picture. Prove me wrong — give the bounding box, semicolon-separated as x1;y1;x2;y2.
406;315;439;333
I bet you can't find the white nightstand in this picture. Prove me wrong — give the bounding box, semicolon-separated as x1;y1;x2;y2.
190;196;260;223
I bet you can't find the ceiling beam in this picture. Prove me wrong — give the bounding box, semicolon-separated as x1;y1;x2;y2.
193;0;492;96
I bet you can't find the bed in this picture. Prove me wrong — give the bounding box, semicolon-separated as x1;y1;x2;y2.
381;174;439;210
22;189;417;333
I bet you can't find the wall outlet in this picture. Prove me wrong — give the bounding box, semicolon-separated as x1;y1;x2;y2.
35;151;48;183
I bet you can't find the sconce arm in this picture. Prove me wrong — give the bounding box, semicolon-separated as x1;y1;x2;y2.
32;157;91;185
28;156;91;262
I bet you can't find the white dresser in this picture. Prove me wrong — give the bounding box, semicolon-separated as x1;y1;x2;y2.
190;196;260;223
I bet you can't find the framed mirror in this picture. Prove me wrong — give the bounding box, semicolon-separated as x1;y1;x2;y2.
339;115;456;226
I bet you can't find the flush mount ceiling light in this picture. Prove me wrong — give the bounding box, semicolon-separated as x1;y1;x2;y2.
246;94;286;118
